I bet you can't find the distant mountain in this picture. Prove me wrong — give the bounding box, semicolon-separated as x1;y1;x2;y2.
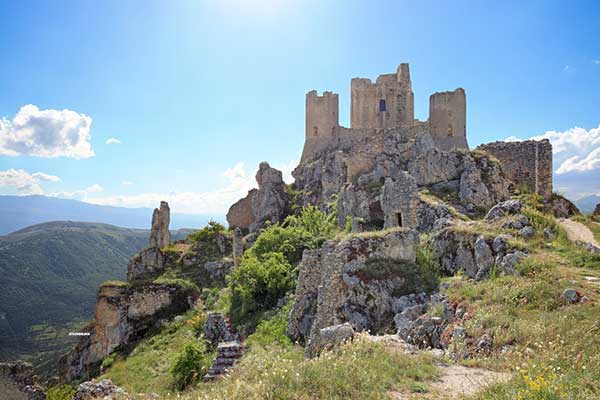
574;195;600;214
0;221;193;372
0;195;223;235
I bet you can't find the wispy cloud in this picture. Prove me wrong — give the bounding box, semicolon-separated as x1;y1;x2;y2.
0;105;94;158
51;184;104;201
592;59;600;65
122;180;134;185
105;138;121;145
0;169;61;195
85;160;298;215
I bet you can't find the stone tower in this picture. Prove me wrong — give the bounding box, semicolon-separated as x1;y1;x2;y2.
350;63;414;129
301;90;340;163
429;88;468;151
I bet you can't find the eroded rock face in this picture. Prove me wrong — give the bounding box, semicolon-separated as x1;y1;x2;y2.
59;283;194;382
429;227;526;279
307;323;354;357
0;361;46;400
550;195;581;218
149;201;170;249
72;379;128;400
226;162;289;232
288;229;421;358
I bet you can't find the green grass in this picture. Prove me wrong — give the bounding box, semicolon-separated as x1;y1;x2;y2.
176;337;439;400
100;308;207;395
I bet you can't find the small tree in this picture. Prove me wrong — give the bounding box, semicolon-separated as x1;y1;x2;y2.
171;340;211;390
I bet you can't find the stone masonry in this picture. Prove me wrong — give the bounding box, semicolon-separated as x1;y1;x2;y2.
477;139;553;199
300;63;469;164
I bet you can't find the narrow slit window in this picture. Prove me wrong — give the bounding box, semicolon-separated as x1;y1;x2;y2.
379;99;386;112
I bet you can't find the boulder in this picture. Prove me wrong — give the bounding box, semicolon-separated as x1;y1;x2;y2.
72;379;128;400
560;288;580;305
519;226;536;239
306;323;354;357
202;312;238;349
485;199;524;220
550;195;580;218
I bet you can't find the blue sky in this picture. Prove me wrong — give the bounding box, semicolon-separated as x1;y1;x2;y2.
1;0;599;214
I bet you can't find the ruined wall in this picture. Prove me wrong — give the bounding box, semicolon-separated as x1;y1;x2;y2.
301;90;340;163
350;63;414;130
381;173;419;229
429;88;468;151
476;139;553;199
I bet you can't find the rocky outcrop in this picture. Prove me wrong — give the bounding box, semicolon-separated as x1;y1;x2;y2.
203;341;247;382
306;323;354;357
550;195;580;218
149;201;170;249
429;227;527;279
232;227;244;267
287;229;422;358
0;361;46;400
72;379;128;400
226;162;289;233
59;283;195;382
594;203;600;216
127;201;172;282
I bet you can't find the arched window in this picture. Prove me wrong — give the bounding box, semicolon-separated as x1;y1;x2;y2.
379;99;386;112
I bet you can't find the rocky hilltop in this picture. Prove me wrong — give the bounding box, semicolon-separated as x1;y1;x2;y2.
10;63;599;400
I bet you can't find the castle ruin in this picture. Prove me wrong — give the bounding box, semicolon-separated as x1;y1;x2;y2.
301;63;468;163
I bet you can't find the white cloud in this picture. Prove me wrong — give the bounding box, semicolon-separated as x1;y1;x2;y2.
51;184;104;201
504;124;600;175
86;160;298;215
0;104;94;158
122;180;134;185
105;138;121;145
593;59;600;65
0;168;61;195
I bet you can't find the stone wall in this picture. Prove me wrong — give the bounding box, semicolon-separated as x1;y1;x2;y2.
429;89;468;151
476;139;553;199
285;229;421;357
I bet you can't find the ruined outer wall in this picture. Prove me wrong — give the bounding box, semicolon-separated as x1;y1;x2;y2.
429;88;468;151
476;139;553;199
301;90;339;163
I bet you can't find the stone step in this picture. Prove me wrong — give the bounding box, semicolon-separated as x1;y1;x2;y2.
203;340;246;382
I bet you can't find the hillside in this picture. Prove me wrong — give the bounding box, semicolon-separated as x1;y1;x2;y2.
0;195;221;235
0;221;193;372
574;194;600;214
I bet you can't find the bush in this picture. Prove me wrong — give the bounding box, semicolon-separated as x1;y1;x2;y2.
246;301;292;347
46;385;76;400
187;220;228;244
170;340;212;390
229;252;295;323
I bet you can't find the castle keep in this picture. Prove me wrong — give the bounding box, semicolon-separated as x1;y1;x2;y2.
301;63;468;163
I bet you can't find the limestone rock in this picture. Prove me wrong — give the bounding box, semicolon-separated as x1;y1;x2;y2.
60;283;194;382
203;261;233;282
306;323;354;358
287;250;321;345
72;379;128;400
474;236;494;280
550;195;581;218
485;199;524;220
0;361;46;400
519;226;536;239
560;288;580;305
226;162;289;233
149;201;170;249
232;227;244;267
594;203;600;216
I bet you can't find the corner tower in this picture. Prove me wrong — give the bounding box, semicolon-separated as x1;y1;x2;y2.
429;88;468;151
301;90;339;163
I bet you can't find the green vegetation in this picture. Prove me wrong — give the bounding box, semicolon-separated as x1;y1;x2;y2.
100;308;210;395
176;337;439;400
0;221;187;376
46;384;76;400
153;276;200;291
187;220;229;244
245;301;293;348
171;340;212;390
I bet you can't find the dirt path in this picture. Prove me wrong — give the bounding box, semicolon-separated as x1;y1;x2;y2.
558;218;600;247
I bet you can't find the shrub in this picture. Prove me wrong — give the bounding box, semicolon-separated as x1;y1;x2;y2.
46;385;76;400
187;220;227;244
249;224;308;265
246;301;292;347
187;310;208;336
170;340;212;390
229;252;295;323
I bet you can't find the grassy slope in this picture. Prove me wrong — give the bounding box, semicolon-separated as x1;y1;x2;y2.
97;209;600;400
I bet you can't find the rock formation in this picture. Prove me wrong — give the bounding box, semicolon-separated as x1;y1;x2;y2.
226;162;289;233
72;379;128;400
594;203;600;216
149;201;170;249
0;361;46;400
